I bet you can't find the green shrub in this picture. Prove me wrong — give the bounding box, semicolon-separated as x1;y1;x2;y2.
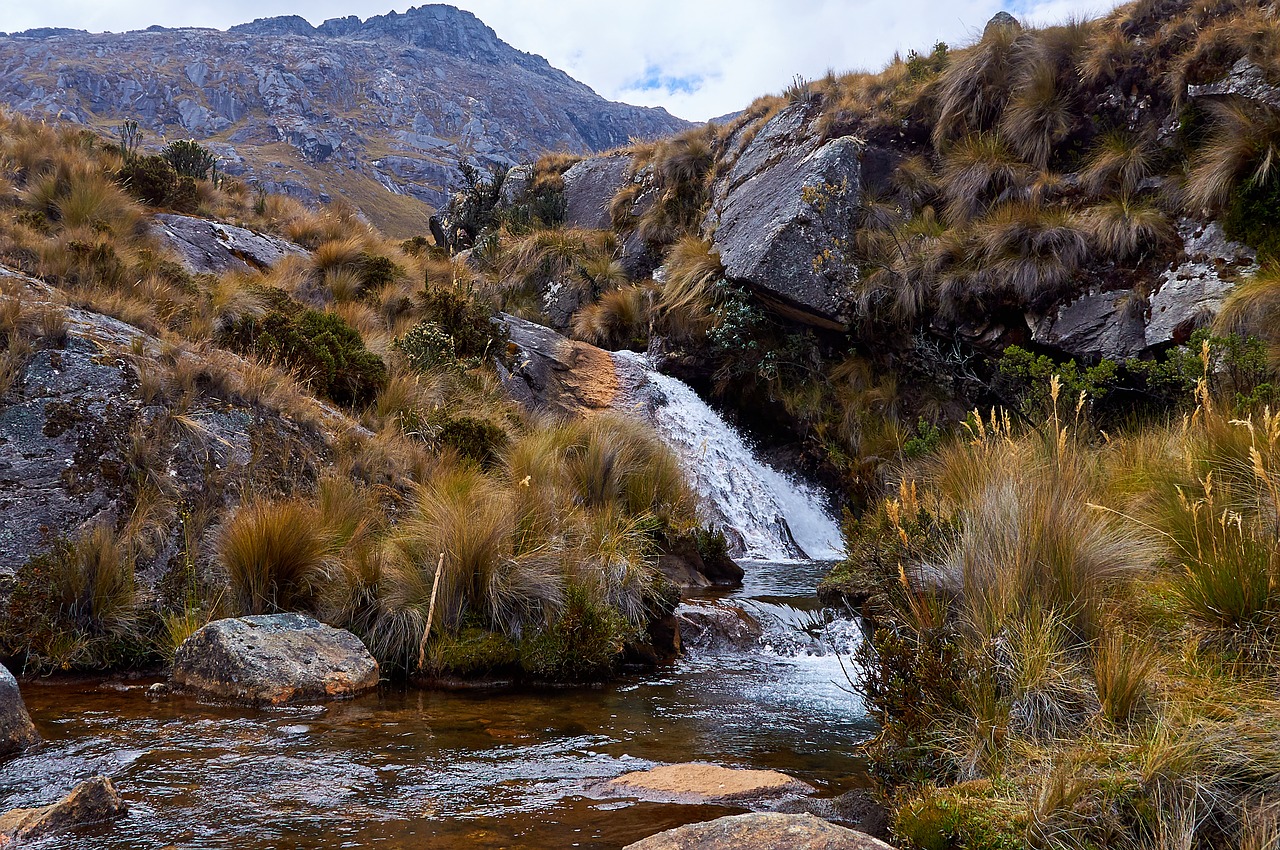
219;293;386;408
435;414;510;469
396;282;507;370
1225;175;1280;265
114;154;198;212
394;320;459;371
160;139;217;180
893;782;1027;850
518;586;635;682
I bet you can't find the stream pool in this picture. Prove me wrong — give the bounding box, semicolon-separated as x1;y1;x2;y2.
1;561;873;849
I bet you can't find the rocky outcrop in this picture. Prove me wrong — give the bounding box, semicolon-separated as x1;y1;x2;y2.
170;614;380;704
497;314;620;416
1188;58;1280;110
0;7;690;234
152;213;308;275
623;813;896;850
0;776;127;844
562;155;632;230
703;104;872;330
656;535;744;589
676;603;764;653
596;763;815;805
0;266;337;577
0;665;38;759
1029;220;1257;359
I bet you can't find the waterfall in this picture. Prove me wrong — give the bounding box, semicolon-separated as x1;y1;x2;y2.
612;351;845;561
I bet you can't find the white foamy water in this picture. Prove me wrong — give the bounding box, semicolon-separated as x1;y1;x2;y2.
612;351;845;561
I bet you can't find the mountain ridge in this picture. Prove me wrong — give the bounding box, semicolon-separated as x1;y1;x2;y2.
0;5;691;235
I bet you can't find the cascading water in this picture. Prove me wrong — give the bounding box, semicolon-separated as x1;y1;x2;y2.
612;350;845;561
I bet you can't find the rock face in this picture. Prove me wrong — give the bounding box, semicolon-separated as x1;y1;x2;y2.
0;665;39;759
656;535;744;589
676;603;763;653
171;614;380;704
0;7;690;234
498;314;620;416
562;154;632;230
0;266;337;577
1029;220;1257;359
703;104;870;330
597;763;815;805
0;776;127;844
152;213;309;275
623;813;896;850
1188;57;1280;110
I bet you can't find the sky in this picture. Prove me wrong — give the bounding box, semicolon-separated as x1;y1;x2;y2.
1;0;1121;121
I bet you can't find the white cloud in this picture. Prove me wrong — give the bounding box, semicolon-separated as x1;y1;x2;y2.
2;0;1120;121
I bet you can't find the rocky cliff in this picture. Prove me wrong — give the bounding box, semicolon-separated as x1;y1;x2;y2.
0;5;690;235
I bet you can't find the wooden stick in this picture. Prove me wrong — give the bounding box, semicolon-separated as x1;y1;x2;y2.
417;552;445;671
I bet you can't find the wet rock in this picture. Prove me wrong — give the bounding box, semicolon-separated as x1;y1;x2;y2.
702;104;865;329
597;763;814;805
561;154;632;230
770;789;893;838
171;614;380;705
0;665;39;759
657;534;743;589
152;213;308;276
497;314;619;416
623;812;896;850
0;776;127;844
676;603;763;653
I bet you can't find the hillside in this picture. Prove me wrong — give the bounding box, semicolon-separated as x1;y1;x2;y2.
0;5;690;236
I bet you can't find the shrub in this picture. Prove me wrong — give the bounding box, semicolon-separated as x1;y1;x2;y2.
435;414;510;469
518;585;634;682
220;498;333;616
115;154;198;212
160;139;217;180
425;627;520;678
1223;173;1280;264
219;293;387;408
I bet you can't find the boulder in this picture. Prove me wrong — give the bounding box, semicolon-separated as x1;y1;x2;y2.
0;665;39;759
171;614;379;705
597;763;814;805
0;776;127;844
497;314;620;416
676;603;763;653
657;534;744;589
151;213;309;276
623;812;896;850
562;154;632;230
702;104;868;330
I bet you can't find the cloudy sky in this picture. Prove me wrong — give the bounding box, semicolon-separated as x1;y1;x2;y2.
3;0;1120;121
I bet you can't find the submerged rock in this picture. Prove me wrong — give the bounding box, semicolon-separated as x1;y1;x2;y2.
623;812;896;850
597;763;814;805
676;603;763;653
152;213;309;275
0;776;127;844
0;665;39;759
171;614;380;705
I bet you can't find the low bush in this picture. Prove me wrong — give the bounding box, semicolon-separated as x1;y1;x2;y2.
115;154;198;212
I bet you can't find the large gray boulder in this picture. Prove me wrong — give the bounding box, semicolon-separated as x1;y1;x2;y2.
562;154;632;230
0;776;127;843
171;614;380;705
0;665;39;759
1188;58;1280;110
151;213;309;275
596;763;814;806
624;813;896;850
702;104;868;329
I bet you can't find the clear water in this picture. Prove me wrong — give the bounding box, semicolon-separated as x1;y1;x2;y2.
611;351;845;561
1;561;871;849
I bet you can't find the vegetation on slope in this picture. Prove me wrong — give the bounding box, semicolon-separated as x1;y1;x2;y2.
0;110;701;681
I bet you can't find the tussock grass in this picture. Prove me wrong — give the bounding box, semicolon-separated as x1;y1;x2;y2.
220;498;335;616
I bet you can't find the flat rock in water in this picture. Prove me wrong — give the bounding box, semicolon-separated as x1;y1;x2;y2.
676;603;763;653
0;776;126;845
0;666;38;759
623;812;896;850
598;763;814;805
171;614;380;705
